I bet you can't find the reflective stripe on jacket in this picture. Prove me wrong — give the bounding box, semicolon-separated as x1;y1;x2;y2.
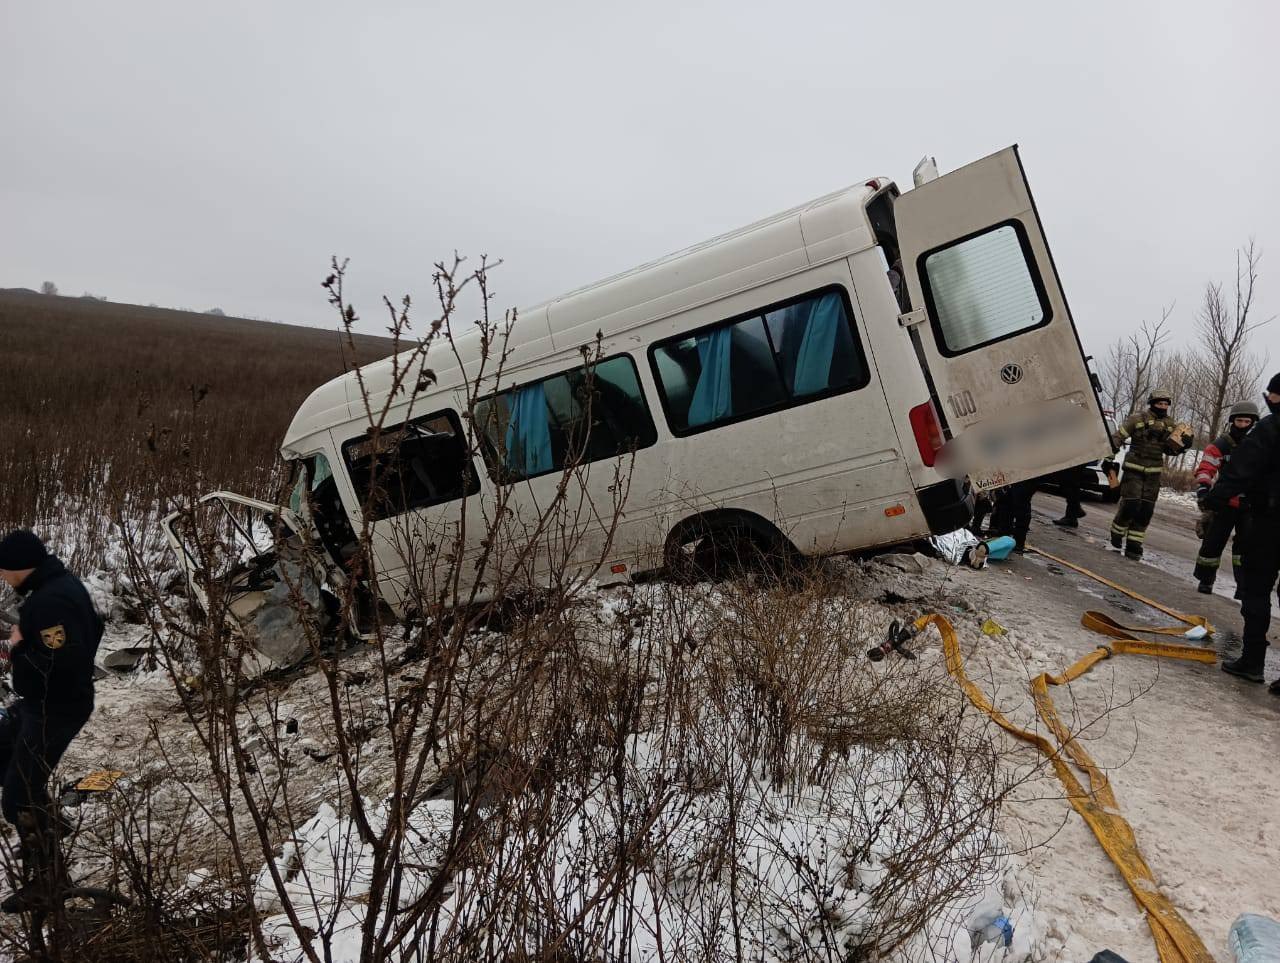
1112;411;1179;470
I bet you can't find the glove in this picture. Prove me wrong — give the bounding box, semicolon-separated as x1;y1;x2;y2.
1101;459;1120;488
1195;510;1213;540
1195;484;1211;506
1165;423;1195;454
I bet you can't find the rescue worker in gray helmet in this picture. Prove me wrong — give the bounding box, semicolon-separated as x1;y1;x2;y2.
1204;373;1280;687
1107;388;1194;560
1192;401;1260;593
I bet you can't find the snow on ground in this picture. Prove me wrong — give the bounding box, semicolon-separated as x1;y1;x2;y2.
7;528;1278;962
1157;487;1202;512
931;551;1280;962
247;729;1040;963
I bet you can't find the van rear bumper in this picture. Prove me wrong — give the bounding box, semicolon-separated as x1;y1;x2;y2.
917;479;974;535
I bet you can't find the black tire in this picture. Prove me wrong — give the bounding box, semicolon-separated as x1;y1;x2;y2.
665;523;803;584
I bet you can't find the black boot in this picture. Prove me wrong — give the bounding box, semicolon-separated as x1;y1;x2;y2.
1124;546;1143;561
2;818;68;914
1110;533;1124;551
1197;582;1213;594
1223;634;1267;682
1269;677;1280;696
1053;516;1079;528
1222;657;1266;683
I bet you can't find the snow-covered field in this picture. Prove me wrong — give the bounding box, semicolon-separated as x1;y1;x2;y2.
5;522;1278;962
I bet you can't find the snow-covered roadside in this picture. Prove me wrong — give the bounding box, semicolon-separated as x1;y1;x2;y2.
248;731;1042;963
1158;487;1202;512
934;553;1280;962
16;549;1050;963
13;529;1277;962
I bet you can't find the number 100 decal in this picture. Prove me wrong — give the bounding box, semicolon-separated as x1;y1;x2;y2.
947;390;977;418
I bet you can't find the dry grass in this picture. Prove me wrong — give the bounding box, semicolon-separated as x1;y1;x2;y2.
64;260;1023;963
0;291;392;567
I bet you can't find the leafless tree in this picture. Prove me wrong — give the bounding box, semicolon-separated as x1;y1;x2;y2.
1149;348;1200;466
1190;241;1272;439
40;281;58;296
1098;308;1172;419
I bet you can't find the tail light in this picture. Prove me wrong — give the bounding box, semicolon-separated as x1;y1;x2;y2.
909;401;945;467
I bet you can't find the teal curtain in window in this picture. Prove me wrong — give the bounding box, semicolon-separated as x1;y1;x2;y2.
688;327;733;426
504;384;553;476
792;292;841;396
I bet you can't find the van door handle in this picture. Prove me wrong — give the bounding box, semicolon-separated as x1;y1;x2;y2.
898;308;928;328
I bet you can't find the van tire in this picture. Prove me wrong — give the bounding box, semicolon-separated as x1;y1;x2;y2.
663;512;802;583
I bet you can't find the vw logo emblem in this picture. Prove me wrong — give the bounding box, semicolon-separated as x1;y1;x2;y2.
1000;363;1023;385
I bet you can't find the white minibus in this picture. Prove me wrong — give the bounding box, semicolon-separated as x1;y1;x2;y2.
166;146;1110;631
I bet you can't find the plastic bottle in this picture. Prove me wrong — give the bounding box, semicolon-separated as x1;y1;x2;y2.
969;910;1014;951
1229;914;1280;962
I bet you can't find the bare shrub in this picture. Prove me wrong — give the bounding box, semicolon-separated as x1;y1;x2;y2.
6;260;1025;961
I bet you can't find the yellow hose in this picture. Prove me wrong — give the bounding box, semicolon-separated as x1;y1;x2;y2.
1028;545;1214;636
928;549;1219;963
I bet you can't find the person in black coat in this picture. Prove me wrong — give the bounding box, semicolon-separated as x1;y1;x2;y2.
0;529;103;912
1203;374;1280;689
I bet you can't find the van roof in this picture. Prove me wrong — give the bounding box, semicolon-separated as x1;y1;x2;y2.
282;178;885;455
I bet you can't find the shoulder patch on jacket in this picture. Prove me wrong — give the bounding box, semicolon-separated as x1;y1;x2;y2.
40;625;66;650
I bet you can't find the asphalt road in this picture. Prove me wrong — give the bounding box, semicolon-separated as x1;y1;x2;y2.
1025;489;1280;670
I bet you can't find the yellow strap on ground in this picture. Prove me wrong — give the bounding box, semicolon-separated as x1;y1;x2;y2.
927;611;1216;963
1028;544;1215;636
74;769;126;793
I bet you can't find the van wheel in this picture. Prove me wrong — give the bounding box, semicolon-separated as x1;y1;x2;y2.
665;524;804;584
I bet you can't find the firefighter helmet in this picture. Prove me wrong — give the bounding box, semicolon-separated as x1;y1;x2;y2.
1228;400;1260;422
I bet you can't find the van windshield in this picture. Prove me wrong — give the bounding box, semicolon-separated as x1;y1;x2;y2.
287;454;357;566
287;455;332;520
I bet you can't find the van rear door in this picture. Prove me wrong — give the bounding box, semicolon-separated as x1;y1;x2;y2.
894;145;1110;490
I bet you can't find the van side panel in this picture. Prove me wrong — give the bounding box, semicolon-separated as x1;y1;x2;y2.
595;261;927;561
333;263;950;615
844;248;943;490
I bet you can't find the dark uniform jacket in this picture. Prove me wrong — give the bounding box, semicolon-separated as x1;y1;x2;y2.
1206;414;1280;516
1112;411;1186;473
13;555;103;710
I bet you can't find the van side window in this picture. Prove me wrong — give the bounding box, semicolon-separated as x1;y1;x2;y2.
471;355;658;482
649;287;869;435
342;410;479;521
920;221;1050;355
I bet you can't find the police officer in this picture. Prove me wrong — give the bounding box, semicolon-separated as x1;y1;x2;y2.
0;530;103;912
1107;388;1194;560
1192;401;1260;593
1205;374;1280;687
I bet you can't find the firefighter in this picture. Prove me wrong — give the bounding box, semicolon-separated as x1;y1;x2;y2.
1204;374;1280;686
1192;401;1260;593
1107;388;1194;560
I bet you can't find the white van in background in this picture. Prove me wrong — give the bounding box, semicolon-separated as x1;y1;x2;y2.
166;146;1112;625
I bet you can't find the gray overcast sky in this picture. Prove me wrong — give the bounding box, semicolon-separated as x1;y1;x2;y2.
4;0;1279;372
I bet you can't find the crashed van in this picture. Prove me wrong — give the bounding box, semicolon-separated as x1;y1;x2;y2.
165;147;1110;659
